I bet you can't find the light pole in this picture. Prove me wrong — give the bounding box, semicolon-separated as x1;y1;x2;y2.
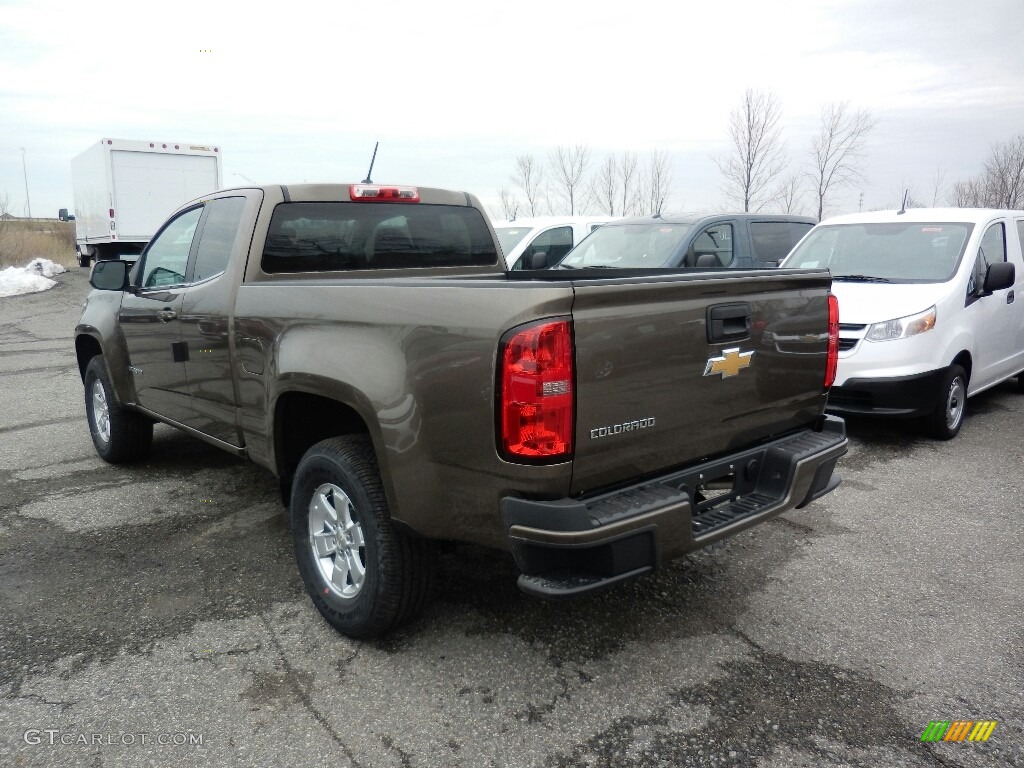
21;147;32;219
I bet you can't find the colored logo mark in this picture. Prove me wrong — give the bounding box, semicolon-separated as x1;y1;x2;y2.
703;348;754;379
920;720;997;742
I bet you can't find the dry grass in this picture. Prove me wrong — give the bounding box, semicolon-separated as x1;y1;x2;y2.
0;220;77;270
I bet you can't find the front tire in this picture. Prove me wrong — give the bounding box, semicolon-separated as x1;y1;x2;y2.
926;364;967;440
84;356;153;462
290;436;435;639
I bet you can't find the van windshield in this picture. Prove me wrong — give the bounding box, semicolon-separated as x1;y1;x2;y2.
784;222;974;283
558;223;688;268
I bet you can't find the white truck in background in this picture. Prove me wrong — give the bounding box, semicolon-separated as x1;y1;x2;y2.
71;138;222;267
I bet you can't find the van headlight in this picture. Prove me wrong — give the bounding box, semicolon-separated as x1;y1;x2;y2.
865;305;936;342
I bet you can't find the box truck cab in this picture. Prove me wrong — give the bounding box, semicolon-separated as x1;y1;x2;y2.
781;208;1024;438
493;216;614;270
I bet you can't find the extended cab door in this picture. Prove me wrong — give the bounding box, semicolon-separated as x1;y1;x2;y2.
119;205;203;422
569;271;832;495
177;195;252;446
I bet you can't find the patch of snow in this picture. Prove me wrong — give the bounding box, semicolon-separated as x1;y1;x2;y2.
0;258;68;298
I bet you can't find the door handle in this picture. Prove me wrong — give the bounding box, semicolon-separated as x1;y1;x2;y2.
707;302;752;343
1008;290;1015;304
158;308;177;322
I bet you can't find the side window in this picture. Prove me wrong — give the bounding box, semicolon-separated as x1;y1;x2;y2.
689;223;734;267
970;222;1006;295
192;197;247;282
524;226;574;263
140;207;203;288
749;222;813;264
1017;220;1024;253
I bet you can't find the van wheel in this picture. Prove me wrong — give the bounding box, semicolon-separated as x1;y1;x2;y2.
84;356;153;462
290;436;435;639
926;365;967;440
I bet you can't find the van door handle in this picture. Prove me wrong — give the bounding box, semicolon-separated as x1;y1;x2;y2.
707;302;752;342
158;308;177;322
1008;291;1015;304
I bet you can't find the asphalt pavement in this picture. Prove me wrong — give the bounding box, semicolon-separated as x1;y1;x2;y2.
1;270;1021;767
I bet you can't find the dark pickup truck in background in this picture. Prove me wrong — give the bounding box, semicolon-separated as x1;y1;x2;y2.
549;213;815;270
75;183;846;638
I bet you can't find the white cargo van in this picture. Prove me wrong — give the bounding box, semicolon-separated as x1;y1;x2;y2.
493;216;615;270
781;208;1023;438
71;138;222;267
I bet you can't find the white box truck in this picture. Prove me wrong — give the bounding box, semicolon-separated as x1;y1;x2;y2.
71;138;222;267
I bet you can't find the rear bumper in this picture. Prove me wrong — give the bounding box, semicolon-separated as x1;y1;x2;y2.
827;368;945;418
502;415;848;598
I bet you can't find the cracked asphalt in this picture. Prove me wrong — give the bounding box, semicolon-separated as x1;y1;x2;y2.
1;270;1021;767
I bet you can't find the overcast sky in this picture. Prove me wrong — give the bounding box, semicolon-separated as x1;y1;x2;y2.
1;0;1022;222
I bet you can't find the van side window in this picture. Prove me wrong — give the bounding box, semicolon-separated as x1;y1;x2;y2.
522;226;573;265
969;222;1006;296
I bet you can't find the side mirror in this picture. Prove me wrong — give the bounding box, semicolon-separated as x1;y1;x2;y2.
526;251;549;270
89;259;131;291
984;261;1015;294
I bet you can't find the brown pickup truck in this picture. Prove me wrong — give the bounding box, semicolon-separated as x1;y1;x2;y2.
75;183;848;638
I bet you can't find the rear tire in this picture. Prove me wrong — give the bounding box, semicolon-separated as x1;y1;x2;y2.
290;435;435;639
77;250;91;268
84;356;153;462
926;364;967;440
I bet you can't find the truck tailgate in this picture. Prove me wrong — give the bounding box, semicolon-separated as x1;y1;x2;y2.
569;270;832;496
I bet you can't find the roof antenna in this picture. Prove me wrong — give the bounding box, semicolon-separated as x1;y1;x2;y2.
362;141;379;184
897;189;908;215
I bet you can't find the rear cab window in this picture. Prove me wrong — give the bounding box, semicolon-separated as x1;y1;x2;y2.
262;202;498;273
749;221;814;265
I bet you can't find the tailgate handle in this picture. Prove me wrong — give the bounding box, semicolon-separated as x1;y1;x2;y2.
707;303;751;342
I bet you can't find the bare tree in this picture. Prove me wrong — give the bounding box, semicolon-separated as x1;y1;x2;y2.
715;89;787;212
950;178;986;208
618;151;639;216
930;168;948;207
774;173;806;215
548;144;591;215
984;134;1024;208
807;102;877;220
512;155;544;217
590;155;618;215
637;150;673;216
950;134;1024;208
497;187;519;220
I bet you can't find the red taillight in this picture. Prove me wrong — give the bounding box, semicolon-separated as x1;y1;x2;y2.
108;208;114;218
825;294;839;388
349;184;420;202
500;319;574;460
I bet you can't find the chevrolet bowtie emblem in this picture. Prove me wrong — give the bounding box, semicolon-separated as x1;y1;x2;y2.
704;348;754;378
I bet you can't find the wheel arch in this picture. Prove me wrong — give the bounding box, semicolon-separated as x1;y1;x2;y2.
75;333;103;381
273;389;377;484
950;350;972;383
